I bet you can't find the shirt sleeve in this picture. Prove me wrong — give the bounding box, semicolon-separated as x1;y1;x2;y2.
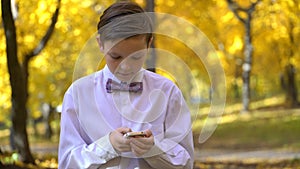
58;89;119;169
144;86;194;169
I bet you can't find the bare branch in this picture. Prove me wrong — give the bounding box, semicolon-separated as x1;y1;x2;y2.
227;0;246;23
25;0;61;60
248;1;260;14
227;0;260;24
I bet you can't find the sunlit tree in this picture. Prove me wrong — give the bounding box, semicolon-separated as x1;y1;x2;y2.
227;0;260;112
1;0;61;163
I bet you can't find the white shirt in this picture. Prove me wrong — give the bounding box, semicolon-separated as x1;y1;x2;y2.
58;66;194;169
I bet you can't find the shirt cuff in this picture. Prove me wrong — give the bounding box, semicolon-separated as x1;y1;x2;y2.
94;133;119;159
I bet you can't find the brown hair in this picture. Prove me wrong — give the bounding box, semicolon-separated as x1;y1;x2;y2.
97;2;153;45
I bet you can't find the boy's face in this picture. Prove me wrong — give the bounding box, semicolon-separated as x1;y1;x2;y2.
98;35;149;82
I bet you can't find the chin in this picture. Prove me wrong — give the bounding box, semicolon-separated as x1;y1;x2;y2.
116;74;133;82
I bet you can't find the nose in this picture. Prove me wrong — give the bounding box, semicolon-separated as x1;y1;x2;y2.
119;59;131;71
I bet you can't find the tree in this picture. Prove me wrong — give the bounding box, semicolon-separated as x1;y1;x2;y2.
227;0;260;112
280;0;299;108
1;0;61;163
145;0;157;71
283;63;298;107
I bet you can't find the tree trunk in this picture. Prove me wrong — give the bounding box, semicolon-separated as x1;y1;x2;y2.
227;0;258;112
283;20;298;108
1;0;34;163
284;64;298;108
241;16;253;112
145;0;157;71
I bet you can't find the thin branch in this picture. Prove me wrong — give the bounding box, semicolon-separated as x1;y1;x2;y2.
227;0;260;24
248;1;259;14
25;0;61;60
227;0;246;23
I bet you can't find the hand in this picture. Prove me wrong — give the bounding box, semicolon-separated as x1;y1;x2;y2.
109;127;132;153
130;129;154;157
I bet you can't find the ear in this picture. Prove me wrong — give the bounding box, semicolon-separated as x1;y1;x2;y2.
96;35;104;52
147;36;153;48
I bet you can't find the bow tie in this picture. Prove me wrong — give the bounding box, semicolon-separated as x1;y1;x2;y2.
106;78;143;93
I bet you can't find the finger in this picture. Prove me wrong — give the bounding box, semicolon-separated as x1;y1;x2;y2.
131;138;147;148
130;138;153;152
144;129;152;137
131;142;147;156
132;135;154;147
113;141;131;152
110;130;132;152
117;143;132;152
116;127;132;134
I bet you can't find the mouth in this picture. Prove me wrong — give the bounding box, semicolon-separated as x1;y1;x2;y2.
117;72;131;76
116;72;134;78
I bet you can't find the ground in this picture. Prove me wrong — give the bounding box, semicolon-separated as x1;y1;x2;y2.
1;102;300;168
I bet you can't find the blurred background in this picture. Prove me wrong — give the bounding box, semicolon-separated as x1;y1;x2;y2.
1;0;300;168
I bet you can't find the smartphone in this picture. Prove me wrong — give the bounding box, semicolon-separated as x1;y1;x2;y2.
123;131;147;138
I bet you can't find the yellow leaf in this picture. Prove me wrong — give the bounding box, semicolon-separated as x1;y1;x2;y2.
228;36;243;54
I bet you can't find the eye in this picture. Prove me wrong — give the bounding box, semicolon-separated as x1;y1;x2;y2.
108;53;121;59
130;53;145;60
131;55;142;60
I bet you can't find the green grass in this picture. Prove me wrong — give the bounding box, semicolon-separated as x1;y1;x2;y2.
193;108;300;150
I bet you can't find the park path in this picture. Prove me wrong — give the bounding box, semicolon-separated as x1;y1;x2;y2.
2;144;300;165
195;148;300;163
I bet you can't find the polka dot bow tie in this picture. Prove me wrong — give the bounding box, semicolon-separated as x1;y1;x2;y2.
106;78;143;93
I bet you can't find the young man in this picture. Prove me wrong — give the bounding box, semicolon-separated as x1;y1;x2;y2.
58;2;194;168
